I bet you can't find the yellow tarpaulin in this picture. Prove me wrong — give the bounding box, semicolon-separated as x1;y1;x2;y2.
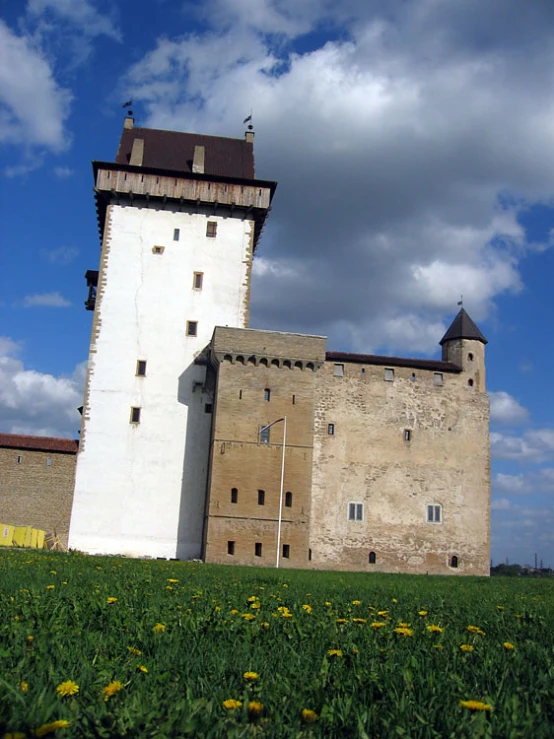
0;523;46;548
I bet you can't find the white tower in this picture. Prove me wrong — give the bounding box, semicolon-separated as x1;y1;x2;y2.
69;118;276;559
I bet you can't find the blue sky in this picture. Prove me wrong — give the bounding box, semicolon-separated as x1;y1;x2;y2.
1;0;553;567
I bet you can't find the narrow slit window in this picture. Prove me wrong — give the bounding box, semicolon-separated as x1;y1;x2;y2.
17;455;22;464
206;221;217;237
450;555;458;568
282;544;290;559
264;388;271;402
369;551;376;564
173;228;180;241
404;429;411;441
433;372;443;387
239;390;243;399
186;321;198;337
136;360;147;376
308;548;312;561
285;491;292;508
384;368;395;382
130;407;141;424
258;489;265;506
333;363;344;377
231;488;238;504
227;541;235;555
292;395;296;405
411;372;416;382
46;457;52;467
255;542;262;557
328;423;335;435
193;272;203;289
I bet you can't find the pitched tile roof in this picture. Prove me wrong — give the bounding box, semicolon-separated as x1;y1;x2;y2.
0;434;79;454
116;127;255;179
326;351;461;373
439;308;488;345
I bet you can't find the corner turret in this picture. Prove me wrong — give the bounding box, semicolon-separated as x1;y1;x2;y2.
440;308;487;391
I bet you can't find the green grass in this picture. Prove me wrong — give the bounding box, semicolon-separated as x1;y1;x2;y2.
1;549;553;738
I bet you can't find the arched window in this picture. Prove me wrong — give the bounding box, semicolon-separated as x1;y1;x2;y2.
294;361;303;370
259;358;268;367
271;359;279;367
450;555;458;568
285;491;292;507
369;551;376;564
468;353;474;361
468;379;474;387
283;360;291;369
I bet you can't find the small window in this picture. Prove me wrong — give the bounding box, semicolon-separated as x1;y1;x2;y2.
46;457;52;467
282;544;290;559
206;221;217;237
130;407;141;423
255;542;262;557
227;541;235;555
468;379;474;387
427;504;442;523
258;489;265;505
404;429;411;441
285;491;292;507
450;555;458;568
264;388;271;402
468;353;474;361
361;368;365;375
136;360;147;376
231;488;238;503
204;403;213;413
186;321;198;337
308;548;312;561
239;390;243;400
348;502;363;521
369;551;376;564
173;228;180;241
17;455;22;464
384;368;395;382
433;372;443;387
260;426;270;444
328;423;335;435
411;372;416;382
152;245;165;255
292;395;296;405
193;272;203;289
333;363;344;377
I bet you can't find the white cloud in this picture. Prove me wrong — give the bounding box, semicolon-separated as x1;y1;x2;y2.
26;0;121;41
42;246;79;265
22;292;72;308
491;430;554;464
491;498;512;511
53;166;74;179
0;336;85;438
489;391;530;425
122;0;554;353
493;469;554;495
0;20;71;152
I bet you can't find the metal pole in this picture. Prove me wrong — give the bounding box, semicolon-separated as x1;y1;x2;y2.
275;415;286;569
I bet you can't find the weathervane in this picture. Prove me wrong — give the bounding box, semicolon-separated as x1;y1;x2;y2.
122;99;133;116
243;112;253;130
457;294;463;307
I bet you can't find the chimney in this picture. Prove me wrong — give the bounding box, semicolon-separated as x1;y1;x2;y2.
129;138;144;166
245;130;254;144
124;116;134;130
192;145;205;174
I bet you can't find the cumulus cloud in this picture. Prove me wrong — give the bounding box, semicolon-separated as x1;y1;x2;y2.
26;0;121;41
490;391;530;425
493;469;554;496
0;336;85;437
42;246;79;265
22;292;72;308
491;429;554;464
122;0;554;353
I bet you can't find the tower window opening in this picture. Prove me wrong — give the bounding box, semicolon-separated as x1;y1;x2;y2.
17;455;22;464
206;221;217;237
186;321;198;337
328;423;335;435
468;353;474;361
333;363;344;377
46;457;52;467
348;502;364;521
282;544;290;559
433;372;444;387
204;403;213;413
260;426;270;444
227;541;235;555
231;488;238;503
468;378;474;387
427;504;442;523
193;272;203;289
404;429;411;441
369;551;376;564
136;360;147;376
173;228;180;241
292;394;296;405
384;368;394;382
308;548;312;561
411;373;416;382
258;489;265;505
285;491;292;507
450;555;458;568
255;542;262;557
264;388;271;402
152;245;164;255
130;407;141;424
239;390;243;399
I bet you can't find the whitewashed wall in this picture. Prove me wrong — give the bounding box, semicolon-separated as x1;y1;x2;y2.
69;203;254;558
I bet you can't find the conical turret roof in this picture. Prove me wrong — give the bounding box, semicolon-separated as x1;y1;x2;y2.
439;308;487;345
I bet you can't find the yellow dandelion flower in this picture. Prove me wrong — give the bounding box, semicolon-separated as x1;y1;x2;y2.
352;647;359;655
250;602;261;609
21;680;29;692
302;604;312;613
34;720;71;736
467;625;485;636
152;623;165;632
433;644;444;650
394;627;414;637
127;647;141;656
136;664;148;673
371;622;386;629
282;612;293;618
418;610;428;616
165;586;173;590
242;613;256;621
26;635;34;644
497;605;504;611
514;614;522;619
459;700;492;712
335;618;348;624
247;596;258;602
243;671;259;681
301;708;318;723
392;598;398;603
167;578;179;583
398;622;410;628
231;609;239;615
353;617;366;624
46;585;55;590
503;642;515;650
352;600;361;605
427;625;443;633
261;621;270;628
248;701;264;716
102;680;123;700
325;601;332;607
106;597;117;604
56;680;79;698
460;644;474;652
377;610;389;616
50;570;57;575
327;649;343;658
223;699;242;710
215;606;221;611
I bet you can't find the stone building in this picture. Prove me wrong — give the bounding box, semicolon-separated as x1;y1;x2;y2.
0;434;78;547
67;119;490;574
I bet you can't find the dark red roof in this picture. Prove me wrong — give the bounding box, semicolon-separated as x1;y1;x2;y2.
326;351;461;373
116;126;255;179
0;434;79;454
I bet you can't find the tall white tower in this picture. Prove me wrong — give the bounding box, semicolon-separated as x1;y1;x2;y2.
69;117;276;559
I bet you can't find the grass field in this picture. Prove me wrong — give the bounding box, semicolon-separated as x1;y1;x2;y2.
1;549;553;738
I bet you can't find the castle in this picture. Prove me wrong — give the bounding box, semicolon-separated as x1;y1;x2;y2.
5;118;491;574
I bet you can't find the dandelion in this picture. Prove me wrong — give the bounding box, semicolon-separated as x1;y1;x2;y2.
394;627;414;637
371;622;386;629
247;596;258;602
467;625;485;636
26;635;34;644
515;614;522;619
46;585;55;590
106;597;117;604
261;621;270;628
327;649;343;658
459;700;492;712
427;625;443;633
21;681;29;692
34;720;71;736
325;601;332;607
335;618;348;625
127;647;141;656
301;708;318;723
102;680;123;701
250;602;261;609
248;701;264;716
242;613;256;621
50;571;57;575
377;610;389;616
353;617;366;624
56;680;79;698
231;609;239;615
243;671;259;681
223;699;242;710
433;645;444;650
497;605;504;611
352;600;361;605
460;644;474;652
152;623;165;632
418;610;428;616
503;642;515;650
392;598;398;603
165;586;173;591
282;612;293;618
167;578;179;583
398;622;410;628
302;604;312;613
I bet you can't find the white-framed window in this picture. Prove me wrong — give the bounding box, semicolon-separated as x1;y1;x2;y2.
333;363;344;377
46;457;52;467
173;228;180;241
384;368;394;381
260;426;270;444
427;504;442;523
193;272;203;289
17;455;22;464
348;502;364;522
433;372;443;387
